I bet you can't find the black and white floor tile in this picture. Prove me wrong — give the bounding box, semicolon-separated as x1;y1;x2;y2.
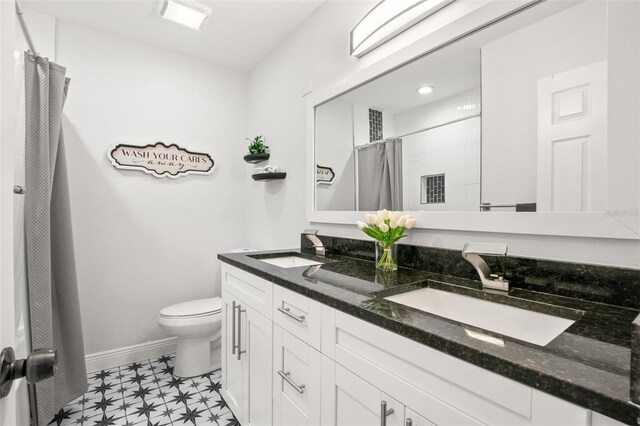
48;354;239;426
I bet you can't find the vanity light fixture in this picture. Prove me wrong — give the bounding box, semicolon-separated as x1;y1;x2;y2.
159;0;211;30
417;86;434;95
351;0;456;58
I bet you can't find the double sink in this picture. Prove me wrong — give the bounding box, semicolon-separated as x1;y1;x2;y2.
255;254;578;347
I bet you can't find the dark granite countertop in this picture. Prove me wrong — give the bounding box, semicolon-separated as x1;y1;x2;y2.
218;250;640;425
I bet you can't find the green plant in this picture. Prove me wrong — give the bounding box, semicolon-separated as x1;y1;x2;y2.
246;135;269;155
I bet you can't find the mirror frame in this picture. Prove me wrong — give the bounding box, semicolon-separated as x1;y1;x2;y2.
306;0;639;240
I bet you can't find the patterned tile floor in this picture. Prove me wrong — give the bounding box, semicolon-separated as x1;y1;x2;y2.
49;354;239;426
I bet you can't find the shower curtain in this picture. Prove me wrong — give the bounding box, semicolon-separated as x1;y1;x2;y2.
23;53;87;426
357;137;403;211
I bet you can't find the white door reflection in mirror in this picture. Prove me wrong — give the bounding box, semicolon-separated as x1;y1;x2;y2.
537;61;607;212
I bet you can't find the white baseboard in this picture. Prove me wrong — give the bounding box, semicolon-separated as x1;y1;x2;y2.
85;337;177;373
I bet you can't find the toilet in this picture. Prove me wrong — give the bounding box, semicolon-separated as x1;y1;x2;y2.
157;297;222;378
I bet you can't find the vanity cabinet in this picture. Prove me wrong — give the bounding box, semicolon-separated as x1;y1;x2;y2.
220;263;625;426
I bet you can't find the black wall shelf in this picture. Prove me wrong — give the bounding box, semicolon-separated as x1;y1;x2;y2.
252;172;286;182
244;153;270;164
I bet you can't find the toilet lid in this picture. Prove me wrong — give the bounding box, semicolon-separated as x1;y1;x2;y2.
160;297;222;319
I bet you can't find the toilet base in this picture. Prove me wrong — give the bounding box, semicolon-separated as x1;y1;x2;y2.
173;335;221;378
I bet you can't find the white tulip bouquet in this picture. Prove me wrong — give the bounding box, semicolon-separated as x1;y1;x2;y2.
356;210;416;271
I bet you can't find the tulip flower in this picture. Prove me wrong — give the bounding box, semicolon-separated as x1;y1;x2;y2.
378;223;389;232
405;218;416;229
378;209;390;221
356;221;368;230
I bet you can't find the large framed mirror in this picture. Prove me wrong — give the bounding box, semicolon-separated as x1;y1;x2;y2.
307;0;639;239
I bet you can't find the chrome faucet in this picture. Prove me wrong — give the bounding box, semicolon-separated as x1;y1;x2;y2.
304;229;326;257
461;243;509;292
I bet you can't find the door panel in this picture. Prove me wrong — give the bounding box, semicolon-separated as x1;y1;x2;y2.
537;60;607;212
273;326;321;426
322;358;403;426
221;291;243;422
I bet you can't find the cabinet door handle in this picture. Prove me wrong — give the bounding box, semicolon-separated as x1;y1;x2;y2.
277;306;305;323
237;304;246;361
405;419;413;426
380;401;394;426
277;370;306;394
231;301;237;355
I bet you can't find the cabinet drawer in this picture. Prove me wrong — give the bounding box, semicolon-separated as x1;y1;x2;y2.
273;286;322;351
273;326;321;426
222;264;273;320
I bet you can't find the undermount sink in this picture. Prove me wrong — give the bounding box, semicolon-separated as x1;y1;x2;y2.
258;256;324;269
385;287;576;346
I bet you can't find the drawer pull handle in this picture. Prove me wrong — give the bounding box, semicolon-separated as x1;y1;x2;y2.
277;306;305;323
277;370;306;394
380;401;394;426
406;419;413;426
237;304;246;361
231;301;237;355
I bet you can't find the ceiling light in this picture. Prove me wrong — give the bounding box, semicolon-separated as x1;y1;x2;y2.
417;86;434;95
351;0;456;58
159;0;211;30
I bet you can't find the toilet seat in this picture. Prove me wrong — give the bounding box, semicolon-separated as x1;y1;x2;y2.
159;297;222;319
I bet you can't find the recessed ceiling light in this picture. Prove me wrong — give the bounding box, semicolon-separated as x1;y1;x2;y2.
159;0;211;30
417;86;434;95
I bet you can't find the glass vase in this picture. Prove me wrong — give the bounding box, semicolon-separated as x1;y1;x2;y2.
375;242;398;271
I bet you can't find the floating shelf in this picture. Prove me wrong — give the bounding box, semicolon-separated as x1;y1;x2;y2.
252;172;286;182
244;153;270;164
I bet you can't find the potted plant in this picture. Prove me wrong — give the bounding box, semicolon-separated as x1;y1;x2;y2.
243;135;270;163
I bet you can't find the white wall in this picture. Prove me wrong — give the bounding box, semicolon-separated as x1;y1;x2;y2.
402;118;480;212
606;0;640;232
246;0;640;268
315;99;355;211
395;89;481;212
55;22;248;354
244;1;376;250
481;1;607;206
394;88;480;136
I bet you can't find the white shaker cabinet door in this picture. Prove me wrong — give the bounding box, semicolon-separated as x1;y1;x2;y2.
242;304;273;426
321;356;403;426
272;325;322;426
221;290;244;423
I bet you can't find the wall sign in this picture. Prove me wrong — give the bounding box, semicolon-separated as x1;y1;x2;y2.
109;142;215;178
316;164;335;184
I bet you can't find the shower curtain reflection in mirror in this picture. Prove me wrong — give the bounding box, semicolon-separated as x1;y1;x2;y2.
356;137;403;211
